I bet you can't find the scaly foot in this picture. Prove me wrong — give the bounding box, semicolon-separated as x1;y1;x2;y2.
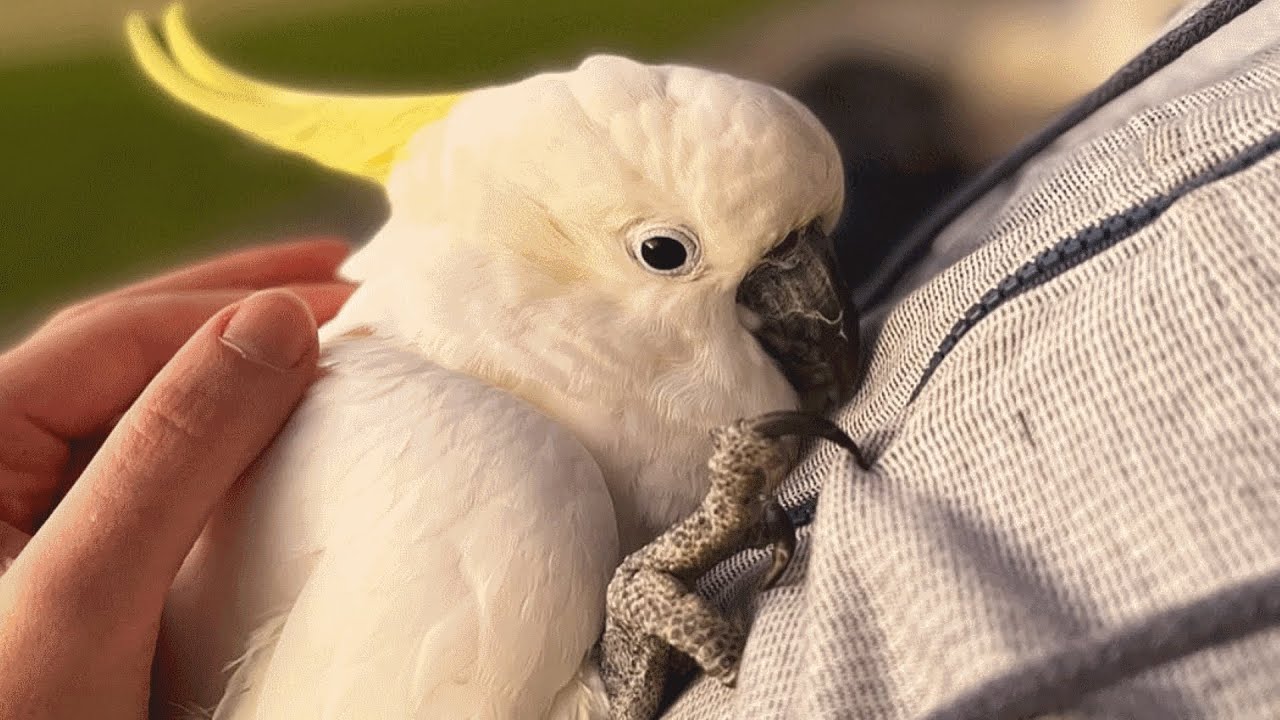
600;411;862;720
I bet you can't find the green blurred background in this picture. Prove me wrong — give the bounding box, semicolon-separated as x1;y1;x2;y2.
0;0;788;337
0;0;1184;340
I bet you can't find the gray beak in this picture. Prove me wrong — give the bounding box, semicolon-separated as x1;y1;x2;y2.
736;222;861;415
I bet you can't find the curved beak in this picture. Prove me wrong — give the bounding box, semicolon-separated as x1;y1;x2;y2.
735;223;861;415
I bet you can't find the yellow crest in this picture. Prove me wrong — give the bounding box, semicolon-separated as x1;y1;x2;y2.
124;3;463;184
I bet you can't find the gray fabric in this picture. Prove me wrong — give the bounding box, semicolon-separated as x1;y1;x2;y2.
855;0;1269;312
888;0;1280;311
665;2;1280;717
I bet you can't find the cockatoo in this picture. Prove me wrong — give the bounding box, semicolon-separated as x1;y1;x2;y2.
125;5;859;719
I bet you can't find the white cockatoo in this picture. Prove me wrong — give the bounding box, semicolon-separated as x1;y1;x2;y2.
126;5;858;719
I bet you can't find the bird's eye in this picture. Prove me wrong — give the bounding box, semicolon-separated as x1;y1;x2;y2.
641;237;687;270
631;227;700;276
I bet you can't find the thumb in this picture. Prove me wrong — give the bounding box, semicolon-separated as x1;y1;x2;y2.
4;289;318;630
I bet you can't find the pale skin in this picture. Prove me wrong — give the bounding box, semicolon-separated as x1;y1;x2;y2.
0;239;355;719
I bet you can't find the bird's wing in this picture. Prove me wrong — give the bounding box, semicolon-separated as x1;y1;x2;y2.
204;334;618;720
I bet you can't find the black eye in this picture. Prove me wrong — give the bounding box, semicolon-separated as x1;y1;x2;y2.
640;236;689;271
631;226;700;276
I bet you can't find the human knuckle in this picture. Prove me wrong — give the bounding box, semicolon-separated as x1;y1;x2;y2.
49;296;158;346
127;391;209;455
44;300;96;328
49;294;126;327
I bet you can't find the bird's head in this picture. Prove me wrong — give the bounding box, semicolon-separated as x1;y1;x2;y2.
126;7;860;417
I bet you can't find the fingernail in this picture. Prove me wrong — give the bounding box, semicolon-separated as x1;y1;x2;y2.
219;290;316;371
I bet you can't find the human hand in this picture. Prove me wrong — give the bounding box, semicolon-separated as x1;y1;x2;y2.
0;238;356;719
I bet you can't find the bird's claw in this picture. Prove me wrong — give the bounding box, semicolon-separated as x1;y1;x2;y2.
745;410;867;468
600;411;863;719
757;501;796;591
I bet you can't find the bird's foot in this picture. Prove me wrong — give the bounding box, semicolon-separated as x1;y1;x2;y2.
599;411;860;719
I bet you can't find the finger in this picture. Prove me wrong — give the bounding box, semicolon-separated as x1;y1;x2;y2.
0;283;350;532
107;236;351;297
7;289;318;629
297;280;355;325
51;237;352;323
1;282;352;441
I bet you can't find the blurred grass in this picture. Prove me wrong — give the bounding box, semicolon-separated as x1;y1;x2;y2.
0;0;780;335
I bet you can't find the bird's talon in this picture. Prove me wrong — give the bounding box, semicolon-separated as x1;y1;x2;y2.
758;502;795;590
748;410;854;448
746;410;867;468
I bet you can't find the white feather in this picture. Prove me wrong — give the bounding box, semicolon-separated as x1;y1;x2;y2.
164;336;617;719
